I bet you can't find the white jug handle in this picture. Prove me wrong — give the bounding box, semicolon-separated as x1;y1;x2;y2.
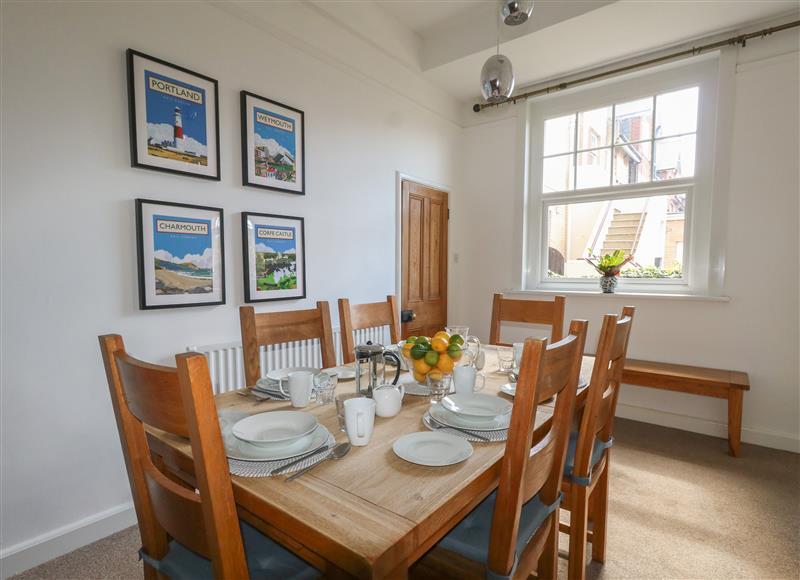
278;377;290;397
474;373;486;392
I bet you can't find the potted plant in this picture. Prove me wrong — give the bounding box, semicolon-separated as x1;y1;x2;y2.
585;249;634;293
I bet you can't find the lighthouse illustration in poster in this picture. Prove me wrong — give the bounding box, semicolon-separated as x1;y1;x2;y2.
144;71;208;166
254;225;297;291
152;214;214;295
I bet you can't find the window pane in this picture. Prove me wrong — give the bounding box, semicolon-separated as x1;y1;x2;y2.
544;115;575;156
546;193;686;279
614;97;653;143
542;154;574;193
613;142;652;185
655;87;698;137
654;134;696;180
576;149;610;189
577;106;612;150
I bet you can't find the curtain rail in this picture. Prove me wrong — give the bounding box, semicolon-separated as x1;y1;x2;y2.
473;19;800;113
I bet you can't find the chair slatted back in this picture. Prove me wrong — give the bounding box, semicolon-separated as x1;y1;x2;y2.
572;306;635;481
489;293;566;346
99;335;248;579
338;295;401;363
487;320;588;576
240;302;336;386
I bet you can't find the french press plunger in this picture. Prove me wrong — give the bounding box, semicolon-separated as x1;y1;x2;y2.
353;342;402;397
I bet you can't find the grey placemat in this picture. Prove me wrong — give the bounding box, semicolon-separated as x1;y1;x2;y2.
227;432;336;477
422;413;508;443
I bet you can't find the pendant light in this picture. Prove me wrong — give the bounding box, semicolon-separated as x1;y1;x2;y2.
480;8;515;103
501;1;534;26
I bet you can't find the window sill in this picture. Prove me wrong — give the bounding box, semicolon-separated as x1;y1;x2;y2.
507;288;731;302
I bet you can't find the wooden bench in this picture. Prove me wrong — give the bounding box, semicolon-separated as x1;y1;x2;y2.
622;359;750;457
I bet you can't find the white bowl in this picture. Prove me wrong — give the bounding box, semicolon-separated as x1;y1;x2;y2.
441;393;512;418
232;411;318;449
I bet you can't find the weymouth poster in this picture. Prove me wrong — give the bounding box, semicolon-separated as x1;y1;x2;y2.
127;50;220;180
241;91;305;194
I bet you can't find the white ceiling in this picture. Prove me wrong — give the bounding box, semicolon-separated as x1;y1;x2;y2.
377;0;490;34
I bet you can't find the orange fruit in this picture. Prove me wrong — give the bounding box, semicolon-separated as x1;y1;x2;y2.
413;358;432;375
413;371;427;383
433;331;451;342
436;352;454;373
431;336;449;353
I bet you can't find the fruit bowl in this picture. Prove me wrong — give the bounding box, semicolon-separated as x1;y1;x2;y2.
398;331;466;384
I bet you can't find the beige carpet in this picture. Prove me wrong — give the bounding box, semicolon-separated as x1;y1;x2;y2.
11;418;800;580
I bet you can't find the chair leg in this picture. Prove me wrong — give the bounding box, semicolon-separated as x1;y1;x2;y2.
568;485;589;580
537;514;559;580
590;464;609;563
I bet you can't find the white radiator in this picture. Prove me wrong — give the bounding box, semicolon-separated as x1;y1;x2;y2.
188;326;389;394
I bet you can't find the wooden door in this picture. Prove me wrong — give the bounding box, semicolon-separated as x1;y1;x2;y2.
401;180;448;339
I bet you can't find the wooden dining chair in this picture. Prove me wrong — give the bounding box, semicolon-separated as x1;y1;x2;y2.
98;334;320;579
489;293;566;346
412;319;588;580
239;302;336;387
338;295;401;363
560;306;635;580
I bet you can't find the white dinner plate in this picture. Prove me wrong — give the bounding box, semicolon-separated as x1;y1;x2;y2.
429;404;511;431
393;432;473;467
226;425;329;462
265;366;321;383
441;393;512;418
232;411;317;448
499;383;517;397
322;366;356;380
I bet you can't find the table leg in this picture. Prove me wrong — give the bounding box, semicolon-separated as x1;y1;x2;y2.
727;389;743;457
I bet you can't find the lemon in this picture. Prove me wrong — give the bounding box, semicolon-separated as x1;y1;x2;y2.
433;331;451;342
431;336;449;353
427;370;444;382
413;371;427;383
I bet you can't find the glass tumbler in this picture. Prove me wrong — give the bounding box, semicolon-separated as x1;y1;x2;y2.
426;373;453;403
316;373;338;406
497;348;515;372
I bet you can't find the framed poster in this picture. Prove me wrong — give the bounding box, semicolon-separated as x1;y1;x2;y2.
241;212;306;302
136;199;225;310
241;91;305;195
127;49;220;180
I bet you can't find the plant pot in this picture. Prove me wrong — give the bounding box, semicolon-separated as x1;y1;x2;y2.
599;275;618;293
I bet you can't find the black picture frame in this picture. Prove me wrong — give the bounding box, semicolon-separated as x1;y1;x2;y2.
241;211;307;303
127;49;221;180
136;198;226;310
240;90;306;195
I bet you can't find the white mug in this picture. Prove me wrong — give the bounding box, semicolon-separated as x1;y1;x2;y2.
453;365;486;394
512;342;525;367
280;371;316;408
344;397;376;446
373;384;405;418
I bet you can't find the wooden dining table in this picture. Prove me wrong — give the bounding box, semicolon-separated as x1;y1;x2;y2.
148;347;595;579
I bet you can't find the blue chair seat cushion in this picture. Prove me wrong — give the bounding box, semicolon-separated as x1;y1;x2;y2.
563;431;613;484
141;521;320;580
437;490;561;576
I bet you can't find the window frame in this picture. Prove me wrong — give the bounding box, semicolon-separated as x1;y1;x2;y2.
524;55;721;295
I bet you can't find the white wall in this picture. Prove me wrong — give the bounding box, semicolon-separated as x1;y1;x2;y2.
452;34;800;453
0;1;459;574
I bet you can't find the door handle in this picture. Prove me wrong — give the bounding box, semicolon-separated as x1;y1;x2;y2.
401;310;415;323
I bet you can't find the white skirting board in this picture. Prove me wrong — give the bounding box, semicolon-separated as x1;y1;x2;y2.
0;503;136;579
3;406;796;578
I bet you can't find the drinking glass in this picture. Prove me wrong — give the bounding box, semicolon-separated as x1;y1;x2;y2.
497;348;515;372
426;373;453;403
316;373;338;406
335;392;360;432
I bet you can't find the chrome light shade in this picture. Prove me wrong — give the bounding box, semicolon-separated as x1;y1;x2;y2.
480;54;515;103
501;0;534;26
